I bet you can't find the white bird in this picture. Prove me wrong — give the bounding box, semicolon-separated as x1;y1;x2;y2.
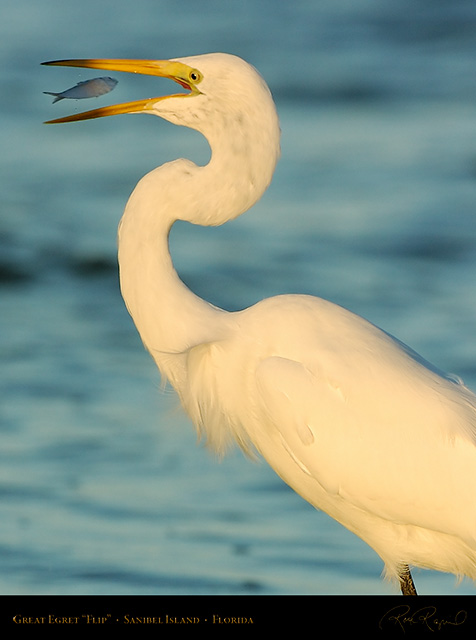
43;53;476;595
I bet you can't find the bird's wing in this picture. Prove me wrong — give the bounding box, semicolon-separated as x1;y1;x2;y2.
255;352;476;536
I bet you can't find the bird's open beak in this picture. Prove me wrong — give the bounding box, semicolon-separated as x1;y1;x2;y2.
42;58;201;124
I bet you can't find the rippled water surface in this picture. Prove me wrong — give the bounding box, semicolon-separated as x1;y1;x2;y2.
2;0;476;595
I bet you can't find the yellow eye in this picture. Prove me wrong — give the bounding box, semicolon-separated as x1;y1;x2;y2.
189;69;202;84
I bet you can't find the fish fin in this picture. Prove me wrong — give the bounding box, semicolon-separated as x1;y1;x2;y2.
43;92;63;103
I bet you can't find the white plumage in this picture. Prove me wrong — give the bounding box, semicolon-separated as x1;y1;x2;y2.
44;52;476;594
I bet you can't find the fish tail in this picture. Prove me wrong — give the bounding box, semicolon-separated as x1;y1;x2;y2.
43;92;63;103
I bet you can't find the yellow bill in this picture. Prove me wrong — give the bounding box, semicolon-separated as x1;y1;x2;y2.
42;58;203;124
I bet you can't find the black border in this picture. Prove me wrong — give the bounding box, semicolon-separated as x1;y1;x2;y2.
3;595;475;635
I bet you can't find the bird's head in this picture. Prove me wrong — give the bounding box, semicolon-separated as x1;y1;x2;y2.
42;53;279;141
43;53;281;217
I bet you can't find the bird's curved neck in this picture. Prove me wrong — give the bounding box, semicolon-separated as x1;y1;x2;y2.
117;129;278;383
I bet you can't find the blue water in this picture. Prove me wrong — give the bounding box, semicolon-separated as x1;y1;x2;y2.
1;0;476;595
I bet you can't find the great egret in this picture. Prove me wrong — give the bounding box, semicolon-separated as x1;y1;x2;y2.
43;53;476;596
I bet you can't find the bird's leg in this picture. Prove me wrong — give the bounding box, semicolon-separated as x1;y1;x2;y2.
399;565;418;595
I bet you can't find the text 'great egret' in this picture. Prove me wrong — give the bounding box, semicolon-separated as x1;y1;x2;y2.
43;53;476;595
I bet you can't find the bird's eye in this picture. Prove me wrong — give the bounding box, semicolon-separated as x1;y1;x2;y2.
189;69;202;84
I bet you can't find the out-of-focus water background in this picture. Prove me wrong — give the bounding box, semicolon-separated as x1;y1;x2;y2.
1;0;476;596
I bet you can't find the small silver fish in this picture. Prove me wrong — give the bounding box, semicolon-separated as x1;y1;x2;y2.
44;76;118;103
